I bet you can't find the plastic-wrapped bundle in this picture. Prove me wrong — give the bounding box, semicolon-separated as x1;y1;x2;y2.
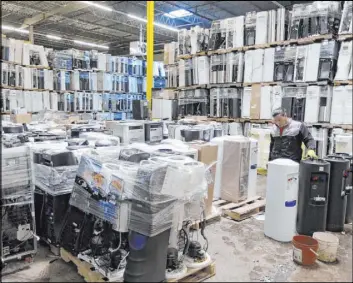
79;132;120;147
33;147;79;195
2;146;34;201
339;1;353;34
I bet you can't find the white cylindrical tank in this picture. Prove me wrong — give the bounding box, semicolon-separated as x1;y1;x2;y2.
264;158;299;242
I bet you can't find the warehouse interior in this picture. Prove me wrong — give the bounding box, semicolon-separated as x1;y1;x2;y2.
1;1;352;282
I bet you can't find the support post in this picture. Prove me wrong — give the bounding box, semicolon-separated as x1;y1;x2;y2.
29;25;34;44
146;1;154;112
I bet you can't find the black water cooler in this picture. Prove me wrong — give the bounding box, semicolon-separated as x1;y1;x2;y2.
297;159;330;235
335;153;353;224
325;155;350;232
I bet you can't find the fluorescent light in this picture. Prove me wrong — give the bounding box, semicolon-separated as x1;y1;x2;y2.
46;35;61;40
80;1;112;11
127;14;178;32
165;9;192;18
154;22;178;32
74;40;109;49
127;14;147;23
2;25;29;34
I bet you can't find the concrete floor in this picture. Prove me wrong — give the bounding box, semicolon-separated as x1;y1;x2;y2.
2;176;352;282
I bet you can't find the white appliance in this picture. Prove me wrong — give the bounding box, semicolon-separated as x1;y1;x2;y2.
250;127;272;170
144;121;163;143
335;41;352;81
335;134;353;155
305;43;320;82
210;136;250;201
255;11;269;44
264;158;299;242
105;121;145;145
263;48;275;82
228;122;243;136
260;86;272;119
304;85;332;123
251;49;264;83
241;87;252;118
244;51;253;83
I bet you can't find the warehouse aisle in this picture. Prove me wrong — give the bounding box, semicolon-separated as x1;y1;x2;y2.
2;176;352;283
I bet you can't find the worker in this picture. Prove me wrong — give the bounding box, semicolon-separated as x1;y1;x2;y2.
269;108;317;163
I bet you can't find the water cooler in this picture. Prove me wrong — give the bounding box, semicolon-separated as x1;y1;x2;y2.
334;153;353;224
264;159;299;242
324;155;350;232
297;159;330;235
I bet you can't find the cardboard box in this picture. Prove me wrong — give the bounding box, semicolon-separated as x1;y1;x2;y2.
189;142;218;217
250;84;261;119
10;113;32;124
221;139;250;203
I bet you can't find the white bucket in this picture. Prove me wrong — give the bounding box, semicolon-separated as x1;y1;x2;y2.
312;232;339;263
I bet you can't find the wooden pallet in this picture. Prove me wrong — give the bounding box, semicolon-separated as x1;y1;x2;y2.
334;80;353;86
60;248;113;282
61;248;214;283
177;84;208;91
190;208;222;230
208;46;243;55
167;261;216;282
207;82;242;88
338;34;353;41
213;196;266;222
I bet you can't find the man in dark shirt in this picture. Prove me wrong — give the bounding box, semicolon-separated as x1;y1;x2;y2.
269;108;317;163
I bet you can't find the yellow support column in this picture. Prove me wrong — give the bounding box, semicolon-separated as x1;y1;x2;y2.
146;1;154;113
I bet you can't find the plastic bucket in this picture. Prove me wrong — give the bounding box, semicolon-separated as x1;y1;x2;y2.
292;235;319;265
312;232;339;263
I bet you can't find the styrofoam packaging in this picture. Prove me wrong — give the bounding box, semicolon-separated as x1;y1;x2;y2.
343;85;352;125
97;53;107;71
260;86;272;119
263;48;275;82
256;11;269;44
242;87;252;118
304;85;321;123
251;49;264;83
23;67;32;89
235;16;244;48
14;39;23;64
330;86;348;124
50;92;58;111
305;43;321;82
44;69;53;90
178;59;186;87
197;56;210;85
335;41;352;81
71;70;80;91
244;51;253;83
271;85;283;111
294;45;308;82
42;91;50;110
16;90;25;108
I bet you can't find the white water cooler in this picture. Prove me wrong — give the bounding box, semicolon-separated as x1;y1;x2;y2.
264;158;299;242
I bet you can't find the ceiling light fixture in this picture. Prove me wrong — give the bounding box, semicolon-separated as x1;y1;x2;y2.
46;34;62;40
74;40;109;49
80;1;112;11
165;9;192;18
127;14;178;32
2;25;29;34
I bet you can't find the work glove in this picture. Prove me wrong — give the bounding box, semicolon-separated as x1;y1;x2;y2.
306;149;318;159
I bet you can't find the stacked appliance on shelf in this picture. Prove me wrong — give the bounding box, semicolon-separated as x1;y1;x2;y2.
289;2;341;40
1;146;37;264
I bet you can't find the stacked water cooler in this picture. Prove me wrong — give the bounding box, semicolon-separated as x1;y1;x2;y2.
1;146;37;263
